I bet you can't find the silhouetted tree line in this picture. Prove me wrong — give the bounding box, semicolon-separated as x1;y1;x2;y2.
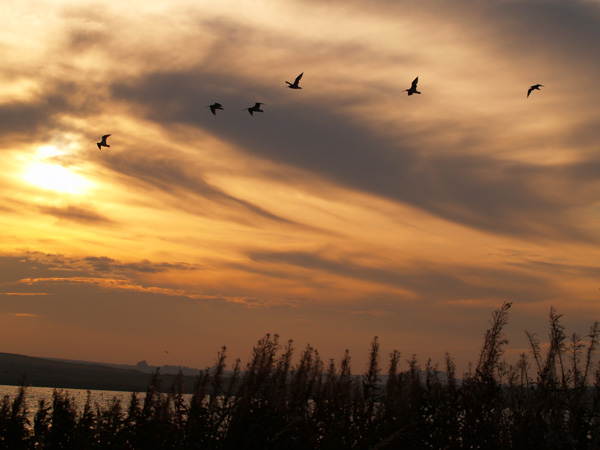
2;303;600;449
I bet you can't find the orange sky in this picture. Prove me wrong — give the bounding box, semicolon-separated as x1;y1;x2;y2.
1;0;600;375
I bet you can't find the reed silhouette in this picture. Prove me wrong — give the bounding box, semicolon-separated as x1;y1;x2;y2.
2;304;600;449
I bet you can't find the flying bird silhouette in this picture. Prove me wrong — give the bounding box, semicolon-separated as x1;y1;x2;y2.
527;84;544;98
244;102;265;116
404;77;421;95
286;72;304;89
97;134;111;150
208;103;224;115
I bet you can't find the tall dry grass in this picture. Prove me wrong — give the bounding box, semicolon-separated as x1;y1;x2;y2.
1;304;600;449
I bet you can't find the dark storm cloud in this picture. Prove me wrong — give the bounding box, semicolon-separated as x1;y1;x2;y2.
110;66;594;242
246;250;555;304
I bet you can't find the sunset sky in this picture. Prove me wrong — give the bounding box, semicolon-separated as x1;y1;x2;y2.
2;0;600;374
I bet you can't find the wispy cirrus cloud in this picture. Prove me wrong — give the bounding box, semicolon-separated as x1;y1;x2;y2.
243;249;557;305
98;152;303;228
81;256;198;274
0;251;201;282
37;205;115;225
4;0;599;243
108;61;597;243
17;276;213;299
13;275;283;309
0;252;279;309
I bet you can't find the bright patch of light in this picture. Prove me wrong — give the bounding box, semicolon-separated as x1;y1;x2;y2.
23;163;92;194
36;145;63;158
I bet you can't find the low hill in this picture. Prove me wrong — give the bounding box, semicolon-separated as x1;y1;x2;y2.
0;353;200;393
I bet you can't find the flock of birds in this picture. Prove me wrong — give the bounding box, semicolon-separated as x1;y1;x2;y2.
96;74;544;149
207;72;304;118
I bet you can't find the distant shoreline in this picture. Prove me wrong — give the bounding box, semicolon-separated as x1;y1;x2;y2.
0;352;200;393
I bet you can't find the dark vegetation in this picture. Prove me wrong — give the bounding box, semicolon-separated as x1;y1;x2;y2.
2;303;600;449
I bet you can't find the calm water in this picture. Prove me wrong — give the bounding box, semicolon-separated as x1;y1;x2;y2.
0;384;194;421
0;385;141;416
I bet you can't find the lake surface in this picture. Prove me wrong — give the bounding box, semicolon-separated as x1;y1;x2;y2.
0;384;196;422
0;384;142;416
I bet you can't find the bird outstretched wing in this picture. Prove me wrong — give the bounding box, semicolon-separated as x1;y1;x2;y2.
295;72;304;84
527;84;543;97
411;77;419;90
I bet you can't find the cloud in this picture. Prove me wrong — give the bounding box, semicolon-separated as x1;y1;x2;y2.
2;0;600;371
4;0;599;243
0;251;201;282
0;203;15;213
17;276;200;296
14;276;278;309
322;0;600;71
3;2;599;261
484;1;600;70
99;152;300;227
37;205;115;225
82;256;198;274
107;59;597;242
0;252;280;309
244;249;556;304
509;258;600;279
0;99;62;137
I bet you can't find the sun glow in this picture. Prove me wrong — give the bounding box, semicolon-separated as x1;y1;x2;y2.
23;162;92;194
36;145;63;158
20;145;93;195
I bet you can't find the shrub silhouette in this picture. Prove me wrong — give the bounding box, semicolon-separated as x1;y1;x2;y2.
2;304;600;449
